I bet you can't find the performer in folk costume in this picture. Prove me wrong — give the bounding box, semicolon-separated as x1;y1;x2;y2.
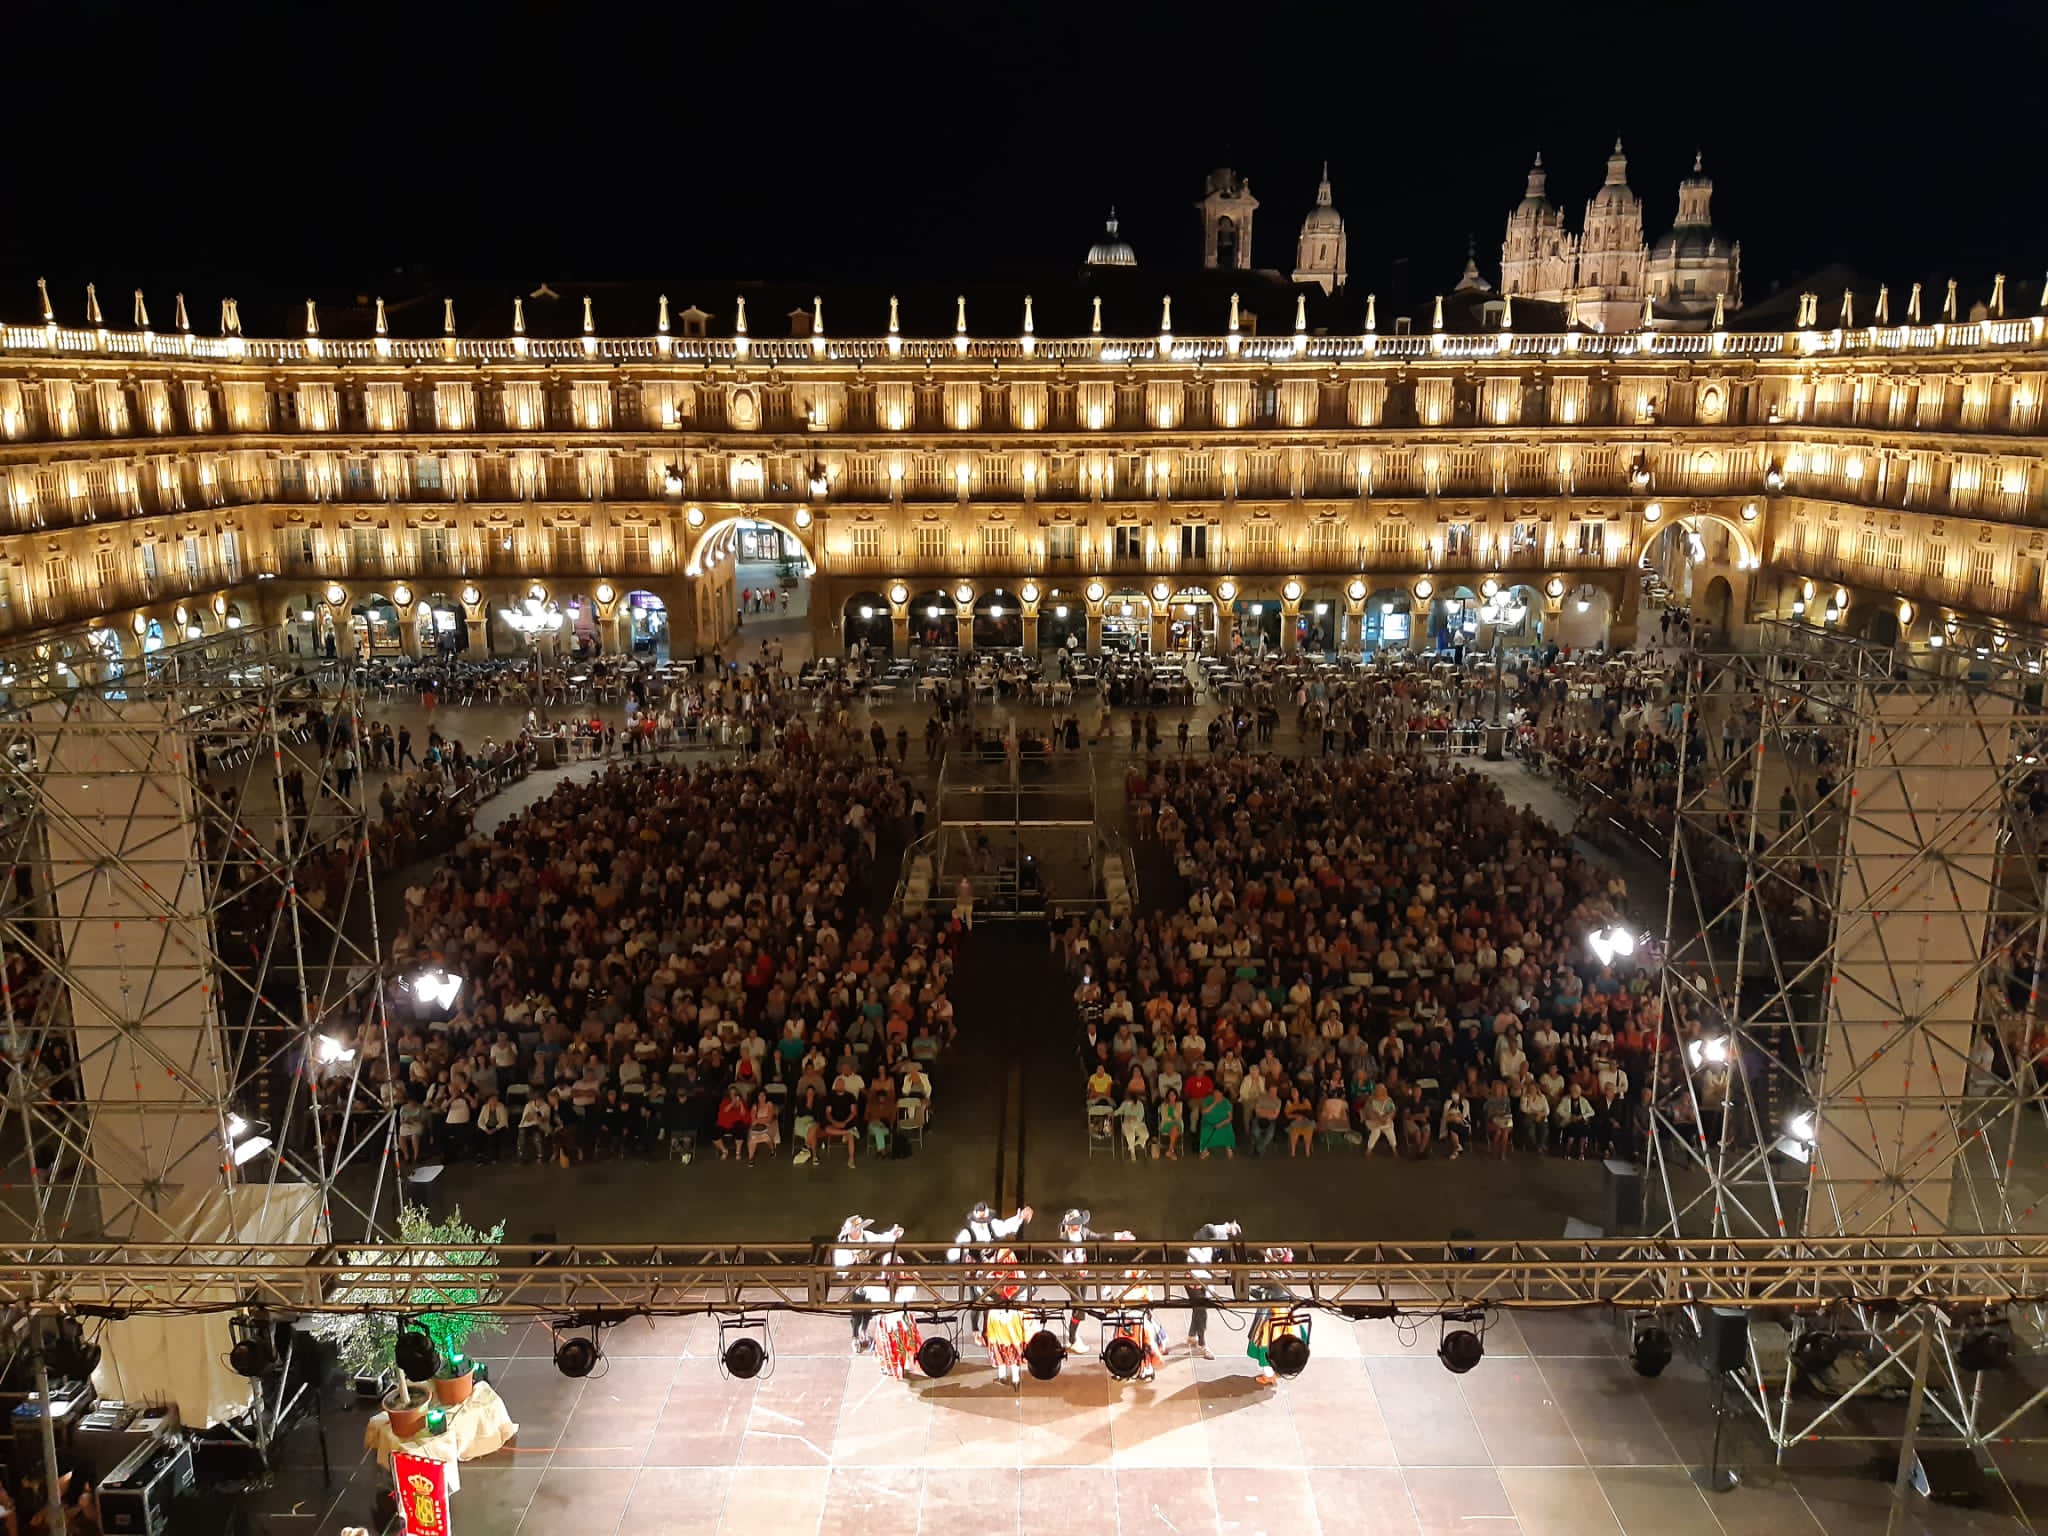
949;1200;1034;1333
869;1269;924;1382
1111;1230;1168;1382
981;1248;1030;1387
1246;1246;1305;1387
1055;1207;1104;1350
833;1213;903;1353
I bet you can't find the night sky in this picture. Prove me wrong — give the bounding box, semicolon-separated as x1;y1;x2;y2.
6;1;2044;323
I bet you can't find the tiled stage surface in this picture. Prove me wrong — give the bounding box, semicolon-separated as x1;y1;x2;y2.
235;1308;2047;1536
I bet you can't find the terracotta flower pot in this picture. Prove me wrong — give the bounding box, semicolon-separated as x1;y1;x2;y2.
383;1382;432;1439
432;1366;475;1407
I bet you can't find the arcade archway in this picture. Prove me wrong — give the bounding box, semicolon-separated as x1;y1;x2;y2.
1362;588;1413;651
350;593;402;656
908;589;957;649
1039;591;1083;652
842;591;893;656
1102;590;1151;653
1165;588;1216;652
1233;594;1283;653
972;589;1024;651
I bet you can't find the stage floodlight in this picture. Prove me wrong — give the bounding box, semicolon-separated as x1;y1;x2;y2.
1267;1315;1312;1380
1791;1329;1842;1378
1438;1319;1485;1375
1023;1327;1065;1382
718;1316;771;1381
554;1334;601;1379
39;1317;100;1380
1101;1332;1145;1381
394;1328;440;1382
228;1315;278;1378
916;1336;959;1378
1957;1327;2010;1374
1629;1321;1673;1378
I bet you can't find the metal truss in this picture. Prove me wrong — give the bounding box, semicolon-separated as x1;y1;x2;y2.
3;1234;2046;1315
1647;620;2048;1450
0;625;401;1251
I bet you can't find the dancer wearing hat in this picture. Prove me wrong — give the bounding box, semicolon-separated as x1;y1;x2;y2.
833;1213;903;1353
1056;1208;1104;1351
949;1200;1033;1333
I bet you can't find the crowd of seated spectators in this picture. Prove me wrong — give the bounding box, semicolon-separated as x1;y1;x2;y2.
1064;751;1662;1163
313;752;957;1172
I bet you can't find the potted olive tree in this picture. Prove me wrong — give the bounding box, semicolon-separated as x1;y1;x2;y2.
311;1204;507;1428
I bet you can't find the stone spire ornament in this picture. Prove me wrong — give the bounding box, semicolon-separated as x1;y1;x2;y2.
1943;279;1958;322
305;298;319;336
1091;296;1102;335
175;293;189;332
1023;295;1034;334
1875;284;1889;324
1501;294;1513;330
735;295;748;334
657;295;670;333
86;284;103;326
582;296;595;334
133;290;149;328
812;296;824;335
888;295;899;335
443;298;456;334
513;297;527;335
1908;282;1923;323
1229;292;1241;332
1364;293;1376;332
1432;295;1444;331
36;277;52;324
374;298;388;335
1991;272;2006;318
1160;295;1173;338
956;295;968;334
1712;292;1725;328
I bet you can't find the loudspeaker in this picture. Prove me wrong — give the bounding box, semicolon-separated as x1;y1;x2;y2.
1602;1159;1644;1235
1700;1306;1749;1374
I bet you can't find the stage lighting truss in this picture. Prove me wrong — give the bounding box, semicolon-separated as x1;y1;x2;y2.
1646;627;2048;1455
717;1315;772;1382
0;625;402;1249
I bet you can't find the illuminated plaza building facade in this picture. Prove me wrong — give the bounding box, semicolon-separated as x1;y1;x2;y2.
0;156;2045;669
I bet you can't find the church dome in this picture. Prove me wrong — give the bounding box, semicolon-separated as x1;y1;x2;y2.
1650;226;1722;261
1589;138;1638;207
1299;164;1343;234
1085;210;1136;268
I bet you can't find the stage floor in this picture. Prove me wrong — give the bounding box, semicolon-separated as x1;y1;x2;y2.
233;1306;2046;1536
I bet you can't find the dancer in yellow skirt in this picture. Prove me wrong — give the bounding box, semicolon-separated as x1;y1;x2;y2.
981;1249;1029;1387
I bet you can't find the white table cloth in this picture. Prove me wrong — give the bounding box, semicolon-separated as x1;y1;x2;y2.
363;1381;518;1467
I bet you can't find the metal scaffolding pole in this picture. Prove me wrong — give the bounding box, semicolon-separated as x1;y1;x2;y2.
1647;621;2048;1451
0;625;401;1247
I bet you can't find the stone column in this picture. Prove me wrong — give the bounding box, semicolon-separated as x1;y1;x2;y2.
1280;599;1302;653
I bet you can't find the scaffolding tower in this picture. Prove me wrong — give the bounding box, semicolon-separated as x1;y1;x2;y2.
1648;620;2048;1452
0;625;401;1249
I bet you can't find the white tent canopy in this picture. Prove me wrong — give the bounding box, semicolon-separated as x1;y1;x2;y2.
93;1182;328;1428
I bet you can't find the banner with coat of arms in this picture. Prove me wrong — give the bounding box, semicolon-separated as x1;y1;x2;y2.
393;1449;457;1536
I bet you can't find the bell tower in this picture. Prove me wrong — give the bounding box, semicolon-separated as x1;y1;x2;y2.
1197;168;1259;271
